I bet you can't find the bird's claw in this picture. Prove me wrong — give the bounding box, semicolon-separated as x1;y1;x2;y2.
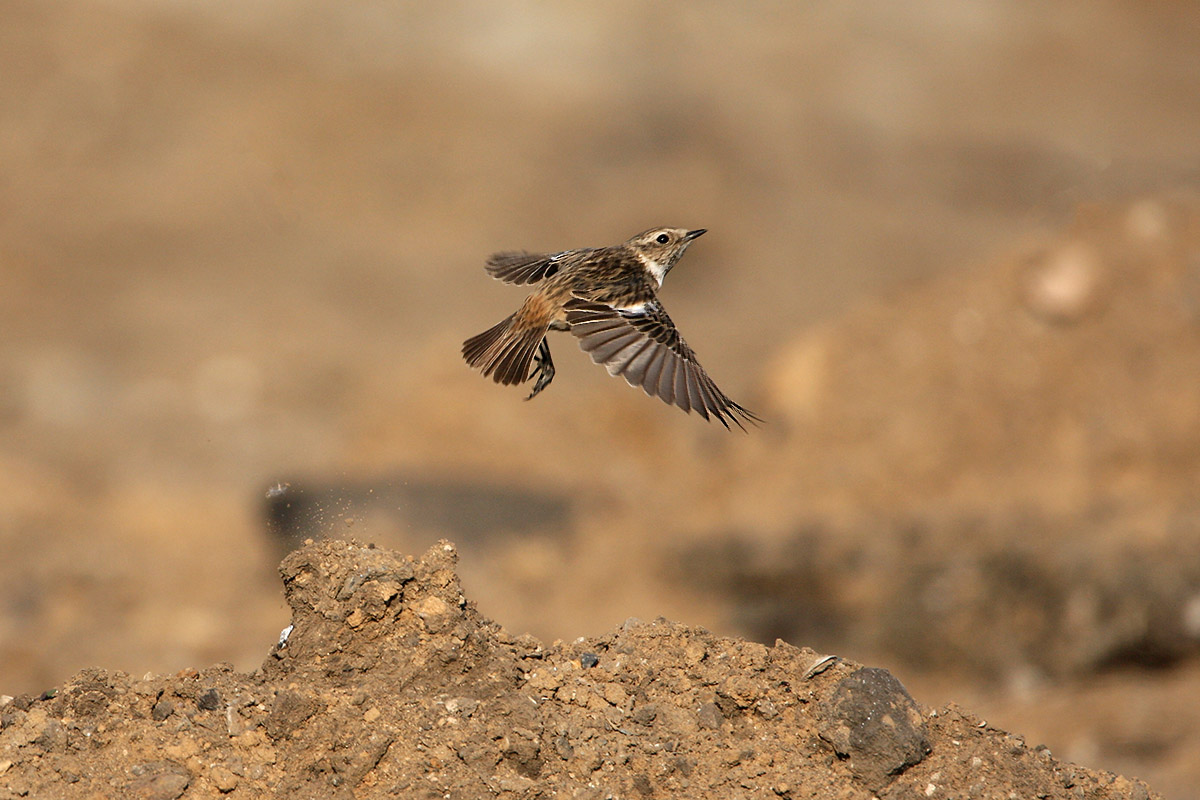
525;338;555;400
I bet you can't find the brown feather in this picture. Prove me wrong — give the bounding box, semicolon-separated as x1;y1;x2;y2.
656;352;677;405
487;252;556;285
463;294;556;386
641;346;667;398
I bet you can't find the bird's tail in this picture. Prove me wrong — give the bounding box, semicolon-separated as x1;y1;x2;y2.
462;309;548;386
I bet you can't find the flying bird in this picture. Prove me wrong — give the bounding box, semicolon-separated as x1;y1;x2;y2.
462;227;759;430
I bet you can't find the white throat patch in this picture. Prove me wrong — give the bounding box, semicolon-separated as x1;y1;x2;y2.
636;251;668;286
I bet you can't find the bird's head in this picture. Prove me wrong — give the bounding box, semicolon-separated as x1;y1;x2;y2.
627;227;706;285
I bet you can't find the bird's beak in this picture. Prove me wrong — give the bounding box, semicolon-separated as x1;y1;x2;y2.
685;229;707;240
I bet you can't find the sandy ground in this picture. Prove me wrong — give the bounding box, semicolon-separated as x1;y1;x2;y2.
0;539;1163;798
2;1;1200;797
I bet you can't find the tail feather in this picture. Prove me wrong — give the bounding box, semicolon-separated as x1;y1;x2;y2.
494;330;541;385
463;313;514;368
462;312;547;386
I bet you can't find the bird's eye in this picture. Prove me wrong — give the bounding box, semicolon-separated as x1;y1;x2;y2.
656;233;670;244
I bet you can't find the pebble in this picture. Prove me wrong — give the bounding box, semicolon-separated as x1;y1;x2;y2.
696;702;724;730
197;689;221;711
632;704;658;725
210;765;238;793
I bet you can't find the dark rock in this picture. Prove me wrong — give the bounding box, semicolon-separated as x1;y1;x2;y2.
69;690;110;718
817;667;930;792
632;704;658;725
264;690;322;739
197;689;220;711
34;719;67;753
697;701;724;730
554;732;574;760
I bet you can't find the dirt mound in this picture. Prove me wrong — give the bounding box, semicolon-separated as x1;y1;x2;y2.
0;540;1158;799
687;195;1200;681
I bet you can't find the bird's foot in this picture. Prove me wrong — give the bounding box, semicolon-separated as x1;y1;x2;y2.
525;338;555;400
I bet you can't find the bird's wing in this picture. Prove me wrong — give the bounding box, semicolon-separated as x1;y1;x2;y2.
485;250;572;285
564;298;761;430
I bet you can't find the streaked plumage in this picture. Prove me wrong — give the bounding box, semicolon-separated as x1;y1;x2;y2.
462;227;759;430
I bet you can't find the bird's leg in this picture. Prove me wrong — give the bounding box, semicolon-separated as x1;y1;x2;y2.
525;337;555;400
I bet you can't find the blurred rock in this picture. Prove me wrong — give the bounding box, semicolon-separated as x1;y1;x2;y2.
1020;241;1102;323
262;475;572;552
676;509;1200;680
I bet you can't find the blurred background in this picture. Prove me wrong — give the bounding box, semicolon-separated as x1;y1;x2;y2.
2;0;1200;795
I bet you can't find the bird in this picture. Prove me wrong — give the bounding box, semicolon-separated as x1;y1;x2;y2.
462;227;760;430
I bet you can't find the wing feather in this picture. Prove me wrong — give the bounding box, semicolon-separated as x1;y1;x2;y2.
607;338;653;376
486;248;595;285
622;340;659;385
641;345;667;397
683;363;707;420
565;298;759;428
588;329;642;365
656;350;677;405
485;252;558;285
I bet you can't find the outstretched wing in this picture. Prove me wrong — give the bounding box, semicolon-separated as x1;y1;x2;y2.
485;251;570;285
564;298;761;430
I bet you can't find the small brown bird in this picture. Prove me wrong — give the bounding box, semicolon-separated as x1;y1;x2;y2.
462;227;760;430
